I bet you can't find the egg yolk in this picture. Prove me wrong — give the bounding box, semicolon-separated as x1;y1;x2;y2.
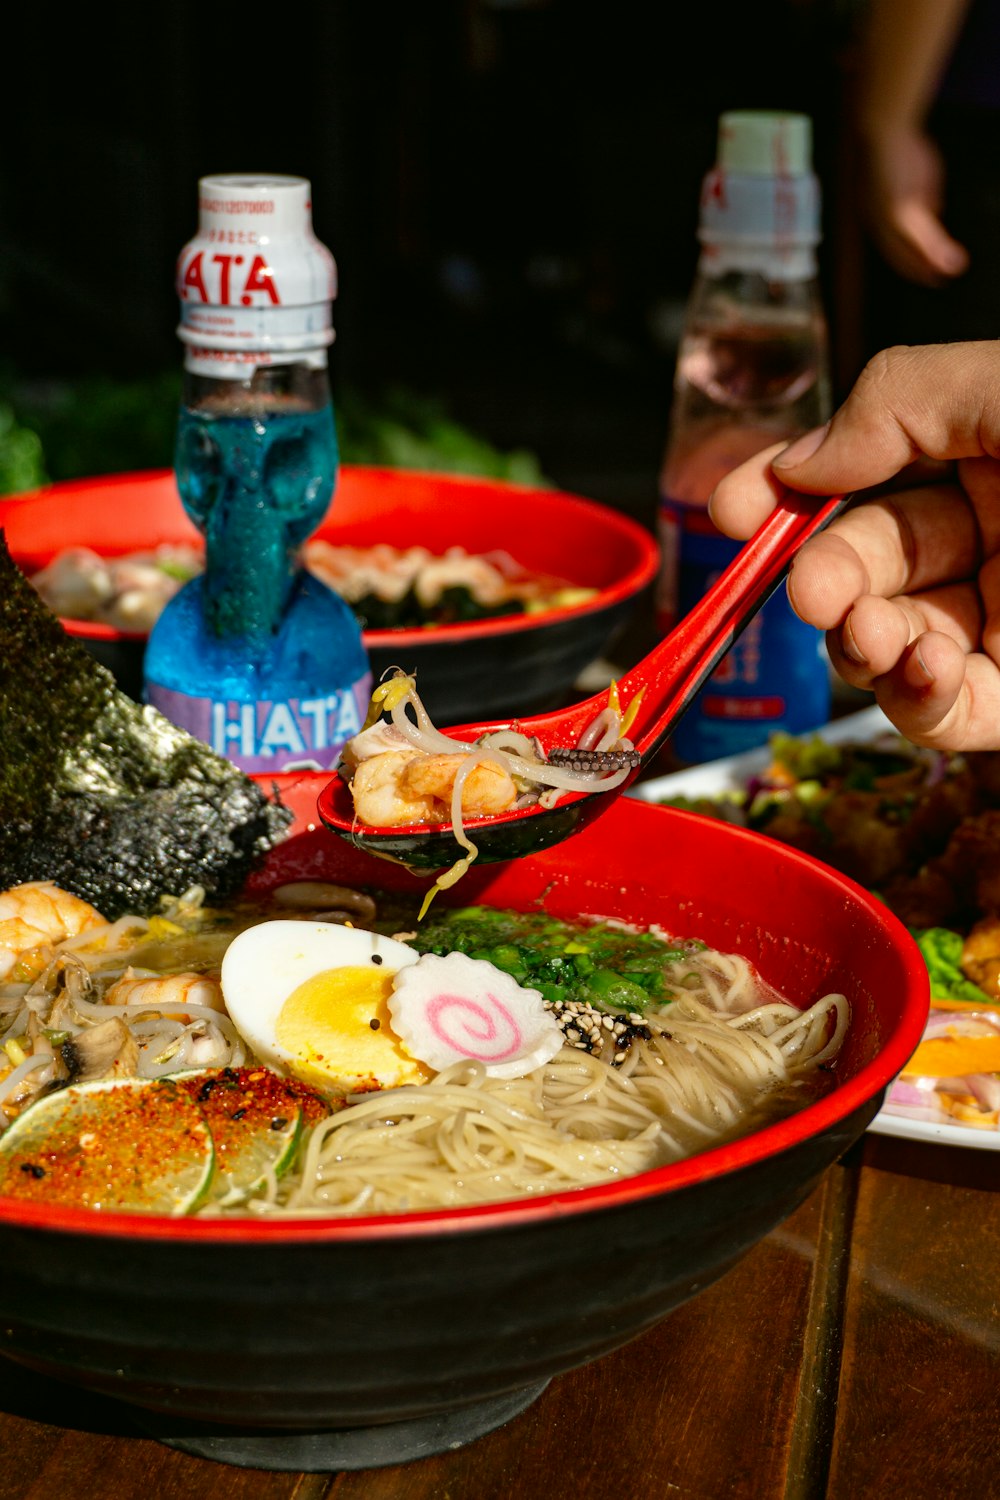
275;965;433;1091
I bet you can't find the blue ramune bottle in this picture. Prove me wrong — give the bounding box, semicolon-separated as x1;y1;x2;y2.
657;112;833;764
144;174;372;773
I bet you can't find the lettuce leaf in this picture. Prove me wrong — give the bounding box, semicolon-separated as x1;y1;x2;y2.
768;731;845;782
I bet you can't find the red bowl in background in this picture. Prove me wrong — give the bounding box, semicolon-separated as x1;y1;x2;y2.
0;786;928;1471
0;466;660;723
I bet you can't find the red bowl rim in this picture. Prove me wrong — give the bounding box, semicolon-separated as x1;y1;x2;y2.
3;465;661;648
0;825;928;1245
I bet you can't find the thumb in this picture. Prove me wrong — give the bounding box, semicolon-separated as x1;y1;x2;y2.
894;199;970;280
771;342;1000;495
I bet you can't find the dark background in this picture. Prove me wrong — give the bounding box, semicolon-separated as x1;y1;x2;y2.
1;0;870;519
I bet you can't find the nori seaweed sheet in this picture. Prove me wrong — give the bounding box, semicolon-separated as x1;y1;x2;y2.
0;531;293;916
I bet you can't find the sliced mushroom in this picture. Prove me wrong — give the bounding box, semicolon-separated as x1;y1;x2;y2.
57;1016;140;1086
338;723;413;777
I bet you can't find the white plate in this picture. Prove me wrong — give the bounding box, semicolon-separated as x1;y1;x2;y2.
866;1112;1000;1149
629;704;896;805
629;705;1000;1151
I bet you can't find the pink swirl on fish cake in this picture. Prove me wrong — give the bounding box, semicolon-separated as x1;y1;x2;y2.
425;992;523;1063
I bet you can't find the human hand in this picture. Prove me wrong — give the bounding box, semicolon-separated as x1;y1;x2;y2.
863;124;969;285
708;342;1000;751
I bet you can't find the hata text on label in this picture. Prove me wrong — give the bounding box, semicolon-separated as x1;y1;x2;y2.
211;692;363;761
180;251;281;307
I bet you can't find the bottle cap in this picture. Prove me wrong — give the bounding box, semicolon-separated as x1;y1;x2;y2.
176;174;337;378
698;111;821;278
717;111;812;177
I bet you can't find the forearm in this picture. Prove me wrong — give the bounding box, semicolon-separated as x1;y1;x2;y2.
856;0;972;134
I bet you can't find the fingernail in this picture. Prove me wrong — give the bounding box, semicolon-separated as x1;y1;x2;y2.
841;616;868;665
911;641;935;684
772;424;829;470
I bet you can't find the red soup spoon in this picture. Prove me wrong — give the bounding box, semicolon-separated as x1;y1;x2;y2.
318;491;852;870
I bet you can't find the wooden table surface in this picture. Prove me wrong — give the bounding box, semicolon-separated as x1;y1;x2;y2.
1;1126;997;1500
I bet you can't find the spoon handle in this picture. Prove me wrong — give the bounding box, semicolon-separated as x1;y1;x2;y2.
619;491;853;763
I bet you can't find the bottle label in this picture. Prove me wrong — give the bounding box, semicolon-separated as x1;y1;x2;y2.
656;501;720;632
176;173;338;377
659;494;830;761
145;673;373;775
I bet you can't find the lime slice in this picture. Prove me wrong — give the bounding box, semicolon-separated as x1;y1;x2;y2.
0;1077;215;1215
173;1067;334;1204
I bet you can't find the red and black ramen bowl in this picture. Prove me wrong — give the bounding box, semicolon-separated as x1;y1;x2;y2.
0;466;660;724
0;784;927;1472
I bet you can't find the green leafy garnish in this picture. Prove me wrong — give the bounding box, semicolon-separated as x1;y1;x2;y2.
0;402;47;495
410;906;699;1011
337;383;545;485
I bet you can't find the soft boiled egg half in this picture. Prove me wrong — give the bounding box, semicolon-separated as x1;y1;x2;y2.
220;921;433;1093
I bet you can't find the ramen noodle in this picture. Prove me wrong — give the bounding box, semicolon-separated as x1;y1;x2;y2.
0;880;848;1217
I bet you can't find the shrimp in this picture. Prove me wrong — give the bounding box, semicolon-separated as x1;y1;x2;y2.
104;972;225;1020
0;882;107;981
400;754;518;815
350;749;444;827
350;750;519;828
414;554;508;609
29;546;113;620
